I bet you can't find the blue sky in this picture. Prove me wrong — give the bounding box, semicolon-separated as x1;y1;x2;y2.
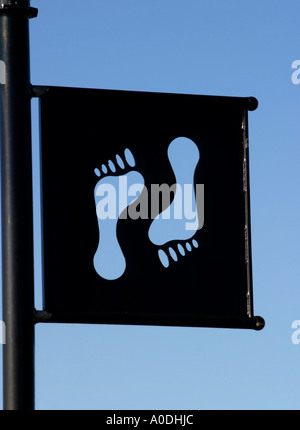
1;0;300;409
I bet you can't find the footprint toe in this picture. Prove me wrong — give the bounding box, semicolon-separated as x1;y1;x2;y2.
158;249;169;268
108;159;116;172
124;148;135;167
94;168;101;177
116;154;125;169
192;239;198;248
185;242;192;252
169;246;178;262
177;243;185;256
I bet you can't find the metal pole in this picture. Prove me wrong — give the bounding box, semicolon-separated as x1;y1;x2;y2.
0;0;37;410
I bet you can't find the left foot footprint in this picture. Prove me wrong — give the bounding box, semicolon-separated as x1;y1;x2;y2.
93;148;144;280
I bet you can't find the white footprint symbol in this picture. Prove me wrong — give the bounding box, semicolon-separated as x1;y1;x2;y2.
93;148;144;280
148;137;204;267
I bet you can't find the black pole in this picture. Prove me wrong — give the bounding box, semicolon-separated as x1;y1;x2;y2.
0;1;37;410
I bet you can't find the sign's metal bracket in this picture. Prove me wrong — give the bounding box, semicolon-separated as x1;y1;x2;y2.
34;310;53;323
30;85;50;98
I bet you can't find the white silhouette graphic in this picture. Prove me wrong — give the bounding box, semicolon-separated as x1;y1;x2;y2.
93;148;144;280
93;137;204;279
148;137;203;267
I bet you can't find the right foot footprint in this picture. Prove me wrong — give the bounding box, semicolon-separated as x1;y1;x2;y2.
93;148;144;280
148;136;203;268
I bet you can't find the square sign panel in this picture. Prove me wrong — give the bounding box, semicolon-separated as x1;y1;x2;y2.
38;86;264;330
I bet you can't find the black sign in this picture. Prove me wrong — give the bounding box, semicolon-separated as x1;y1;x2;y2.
38;86;264;330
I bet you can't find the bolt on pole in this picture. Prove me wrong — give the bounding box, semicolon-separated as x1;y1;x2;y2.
0;0;38;410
